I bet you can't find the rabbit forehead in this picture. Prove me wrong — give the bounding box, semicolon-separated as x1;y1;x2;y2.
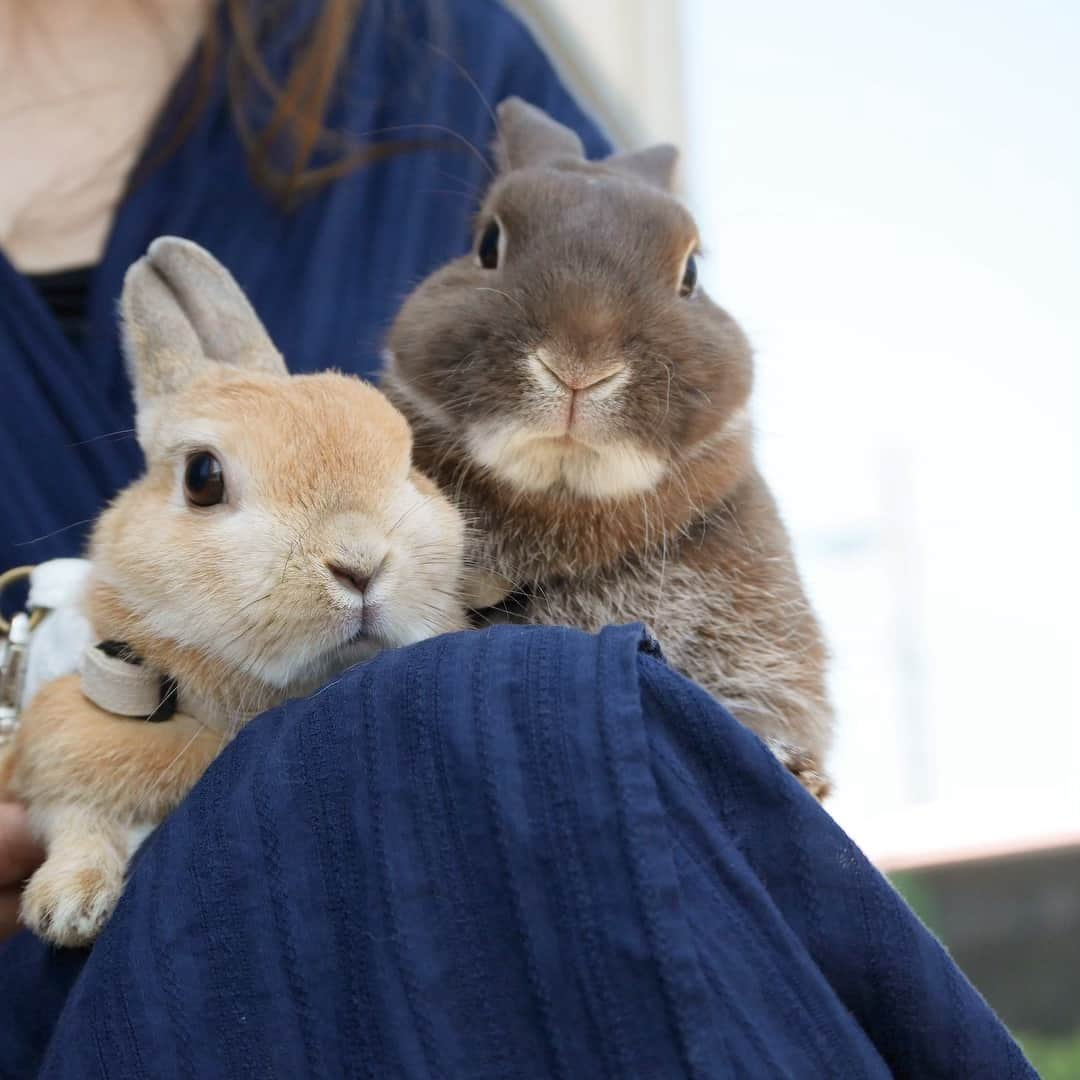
151;369;411;503
488;166;698;254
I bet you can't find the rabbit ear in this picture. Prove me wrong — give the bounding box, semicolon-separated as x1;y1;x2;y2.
495;97;585;171
121;236;286;409
605;144;680;192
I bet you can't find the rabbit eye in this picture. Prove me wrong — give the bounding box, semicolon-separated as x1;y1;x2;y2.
478;221;501;269
680;254;698;298
184;451;225;507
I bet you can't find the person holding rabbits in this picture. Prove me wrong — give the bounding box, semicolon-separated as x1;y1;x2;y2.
0;2;1032;1077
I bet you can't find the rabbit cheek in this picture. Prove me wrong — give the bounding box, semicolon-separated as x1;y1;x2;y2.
380;349;456;430
377;490;466;644
109;506;302;686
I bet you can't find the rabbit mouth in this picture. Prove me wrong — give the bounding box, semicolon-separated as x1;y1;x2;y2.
532;431;589;453
345;620;380;648
325;627;383;668
541;428;590;445
341;601;395;649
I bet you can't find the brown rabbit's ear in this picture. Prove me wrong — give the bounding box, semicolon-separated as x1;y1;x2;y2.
605;144;680;192
495;96;585;171
121;236;286;410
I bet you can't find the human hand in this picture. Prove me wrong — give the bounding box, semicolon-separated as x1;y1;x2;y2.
0;802;44;943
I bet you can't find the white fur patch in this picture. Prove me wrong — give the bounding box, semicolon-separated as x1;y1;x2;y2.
126;822;155;857
467;420;667;499
24;872;121;945
694;404;751;458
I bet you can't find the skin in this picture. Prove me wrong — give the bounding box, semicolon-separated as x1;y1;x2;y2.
0;0;209;271
0;803;44;942
0;0;208;928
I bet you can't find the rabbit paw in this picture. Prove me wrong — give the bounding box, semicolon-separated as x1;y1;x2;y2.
767;740;832;802
462;568;514;611
21;860;124;948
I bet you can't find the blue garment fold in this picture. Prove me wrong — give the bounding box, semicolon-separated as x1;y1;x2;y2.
1;624;1032;1079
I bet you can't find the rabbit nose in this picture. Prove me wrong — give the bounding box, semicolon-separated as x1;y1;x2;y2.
536;352;625;391
328;561;374;596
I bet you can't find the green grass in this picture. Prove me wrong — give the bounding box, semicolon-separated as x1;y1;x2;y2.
1016;1031;1080;1078
887;871;942;936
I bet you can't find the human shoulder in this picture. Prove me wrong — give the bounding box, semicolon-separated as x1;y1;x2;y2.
360;0;612;157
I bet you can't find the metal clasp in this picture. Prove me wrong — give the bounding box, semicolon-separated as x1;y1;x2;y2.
0;565;40;743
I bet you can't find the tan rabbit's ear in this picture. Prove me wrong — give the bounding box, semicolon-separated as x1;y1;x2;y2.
121;236;286;410
495;97;585;171
605;144;680;192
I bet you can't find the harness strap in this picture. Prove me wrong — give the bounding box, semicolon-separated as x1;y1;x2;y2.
80;641;179;722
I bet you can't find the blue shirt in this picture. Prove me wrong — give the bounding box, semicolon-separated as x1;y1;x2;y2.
0;623;1034;1077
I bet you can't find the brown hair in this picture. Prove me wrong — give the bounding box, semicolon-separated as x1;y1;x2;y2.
161;0;420;204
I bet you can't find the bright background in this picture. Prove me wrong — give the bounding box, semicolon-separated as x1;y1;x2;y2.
518;0;1079;867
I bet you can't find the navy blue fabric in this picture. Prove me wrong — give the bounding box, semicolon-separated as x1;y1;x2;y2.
0;0;609;589
0;625;1032;1078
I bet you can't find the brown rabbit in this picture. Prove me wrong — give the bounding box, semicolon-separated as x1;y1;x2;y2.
383;98;833;797
0;237;468;947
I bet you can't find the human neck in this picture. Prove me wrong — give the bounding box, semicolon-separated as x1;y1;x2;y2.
0;0;212;273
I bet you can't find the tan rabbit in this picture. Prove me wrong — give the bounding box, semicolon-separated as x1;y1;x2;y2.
0;237;468;947
383;98;833;798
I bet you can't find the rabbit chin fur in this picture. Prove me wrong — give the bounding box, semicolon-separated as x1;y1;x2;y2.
465;419;667;499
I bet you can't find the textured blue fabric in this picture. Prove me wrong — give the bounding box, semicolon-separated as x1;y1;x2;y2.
0;0;609;590
0;624;1032;1078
